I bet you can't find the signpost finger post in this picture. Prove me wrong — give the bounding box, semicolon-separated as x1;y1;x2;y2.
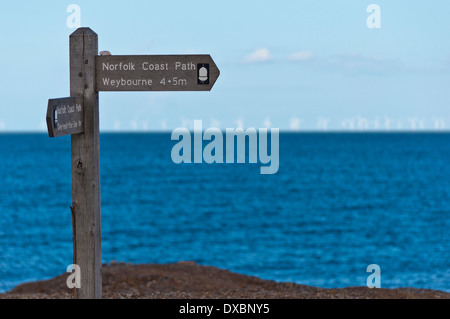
46;27;219;299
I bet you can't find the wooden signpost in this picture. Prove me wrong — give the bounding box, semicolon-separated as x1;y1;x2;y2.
46;27;220;299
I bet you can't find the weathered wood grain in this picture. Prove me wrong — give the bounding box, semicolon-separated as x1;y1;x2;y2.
70;27;102;299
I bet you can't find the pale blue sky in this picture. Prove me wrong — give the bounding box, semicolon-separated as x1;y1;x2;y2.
0;1;449;131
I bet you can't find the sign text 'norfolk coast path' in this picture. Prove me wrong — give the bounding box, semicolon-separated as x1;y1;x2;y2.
46;96;84;137
95;55;220;91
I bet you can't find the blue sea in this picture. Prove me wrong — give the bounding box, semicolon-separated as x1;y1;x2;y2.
0;133;449;293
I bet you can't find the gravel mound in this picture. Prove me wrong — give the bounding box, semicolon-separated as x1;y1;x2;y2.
1;262;448;299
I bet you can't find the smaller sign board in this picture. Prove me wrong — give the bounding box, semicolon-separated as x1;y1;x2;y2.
46;96;84;137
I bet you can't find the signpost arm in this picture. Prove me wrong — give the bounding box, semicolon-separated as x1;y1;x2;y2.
69;27;102;299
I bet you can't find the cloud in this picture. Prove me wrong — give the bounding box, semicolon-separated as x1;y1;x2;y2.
289;51;314;61
326;53;399;74
243;48;271;63
239;49;400;75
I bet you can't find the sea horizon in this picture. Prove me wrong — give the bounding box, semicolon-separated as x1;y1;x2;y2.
1;133;448;293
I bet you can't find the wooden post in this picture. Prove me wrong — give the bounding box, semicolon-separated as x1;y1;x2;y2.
69;28;102;299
